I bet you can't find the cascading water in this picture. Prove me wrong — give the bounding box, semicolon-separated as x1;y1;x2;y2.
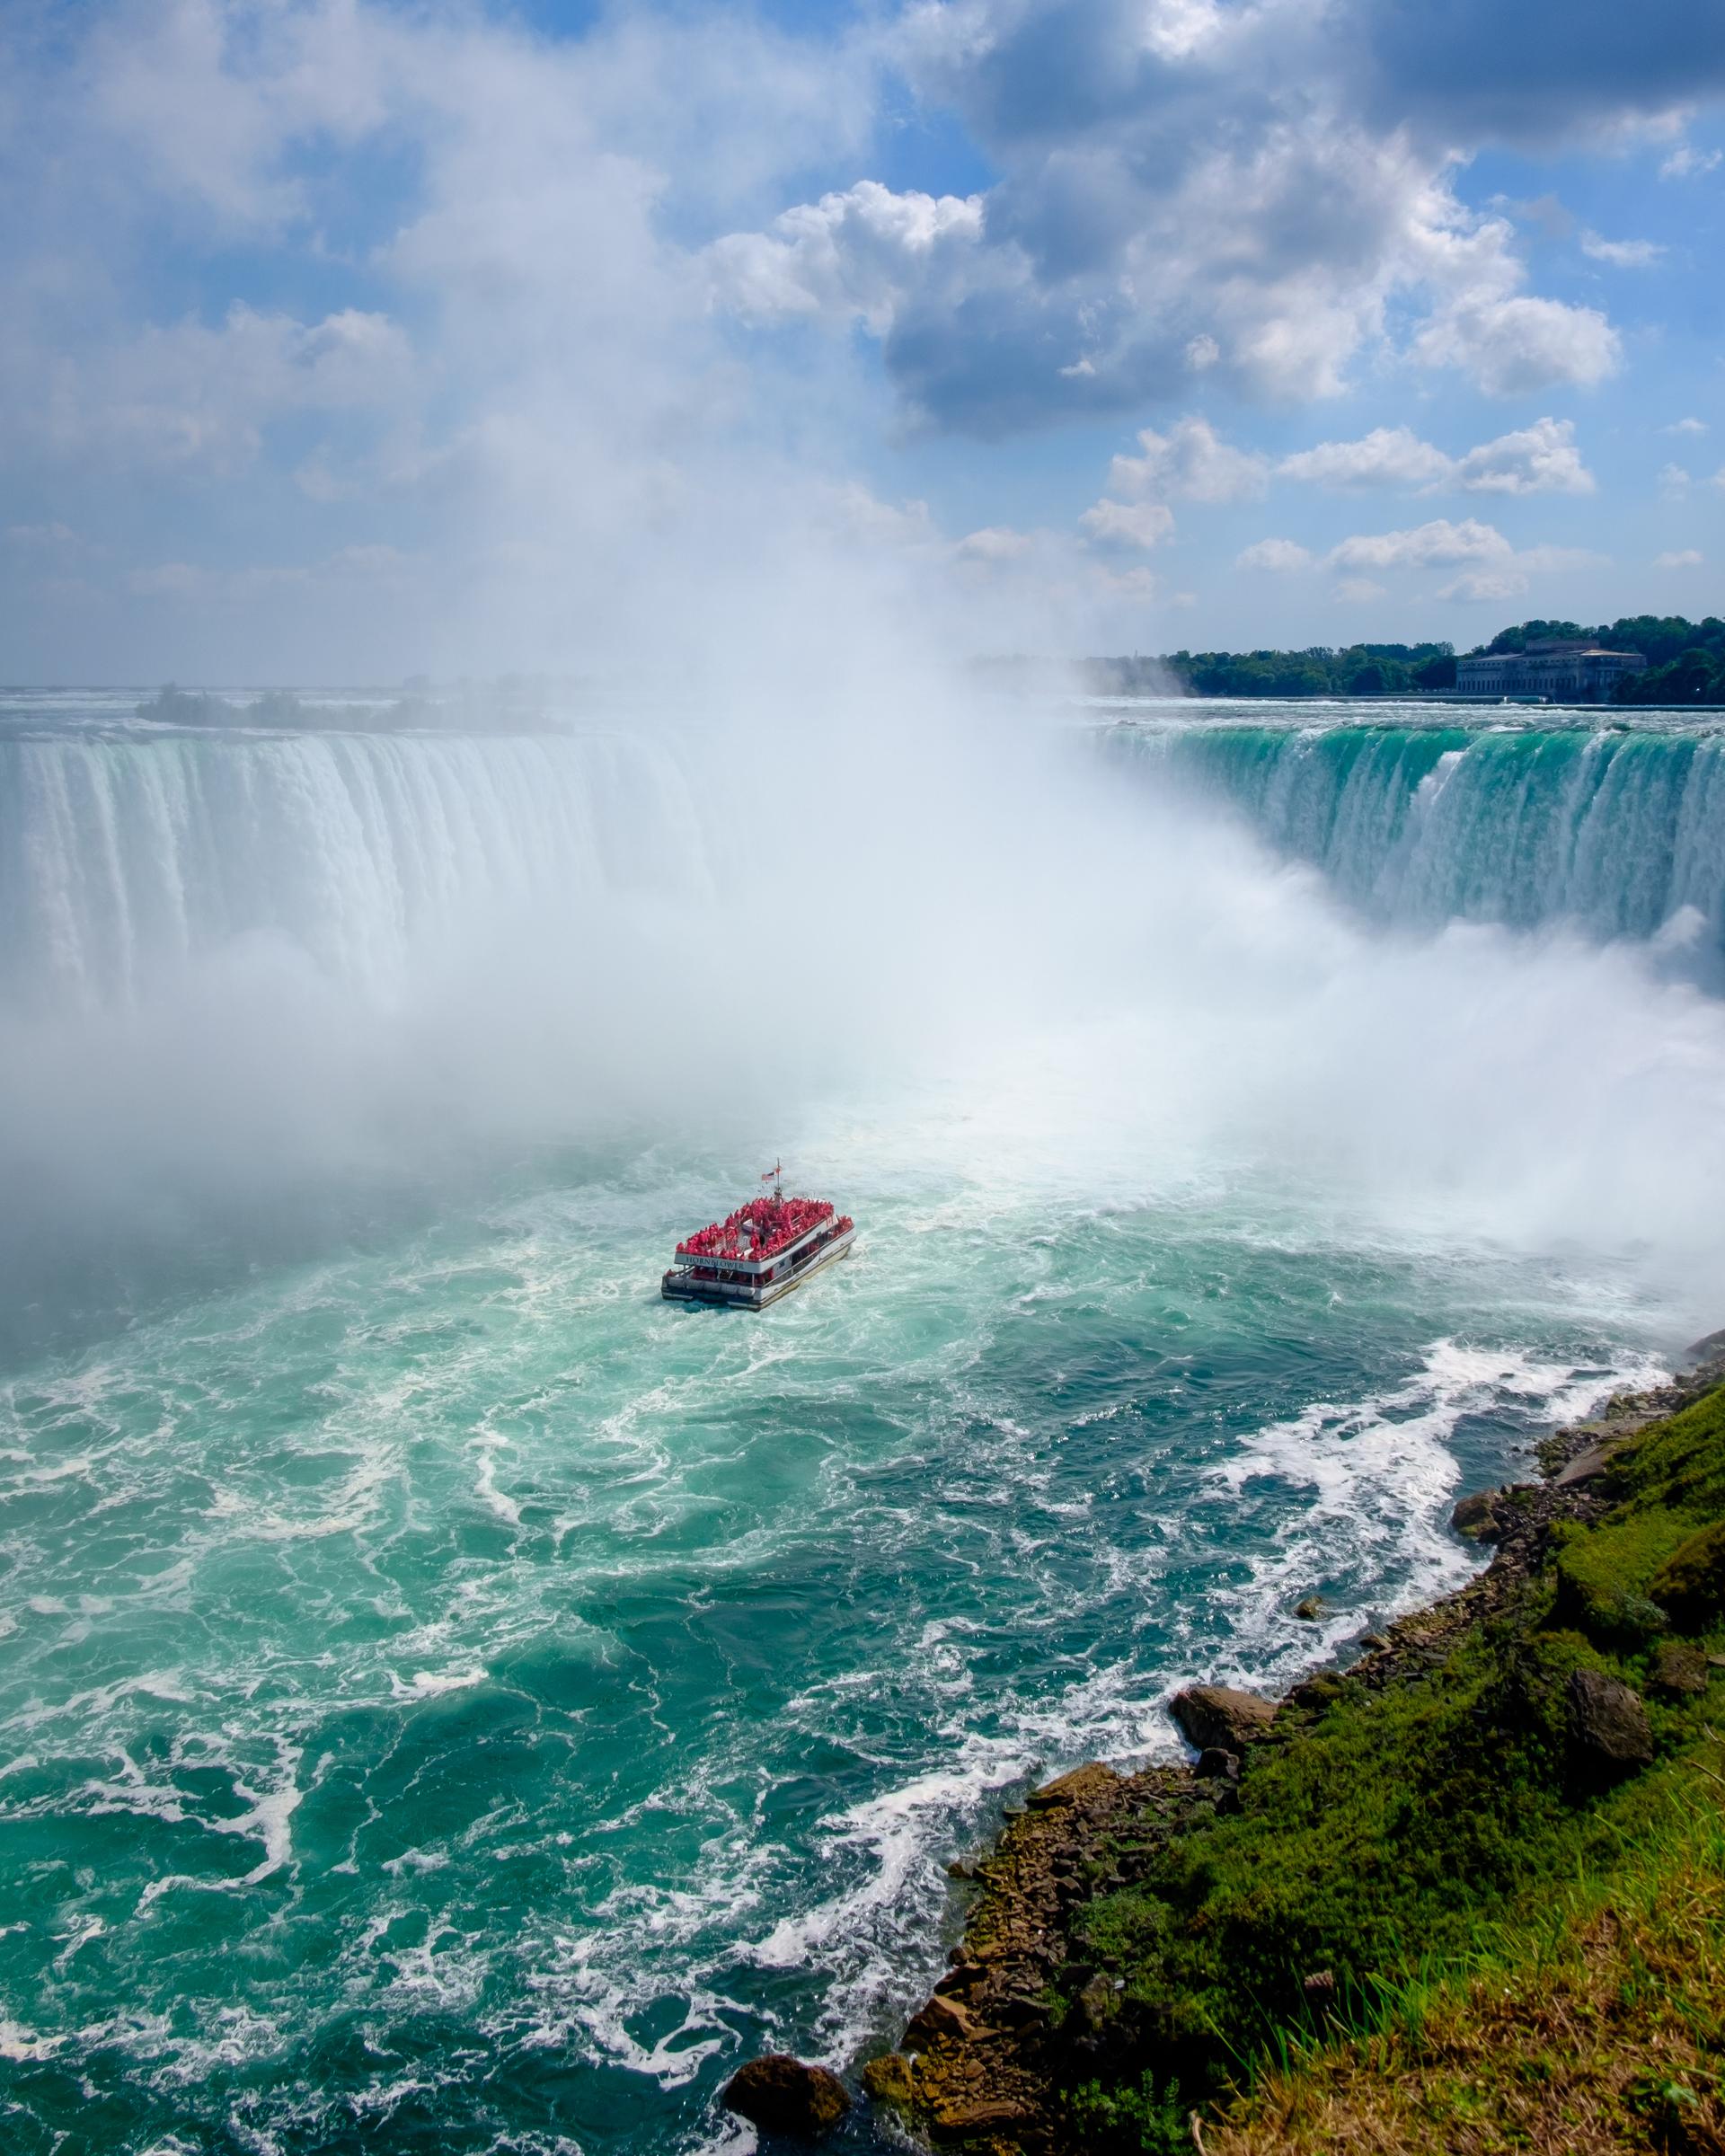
4;693;1725;2156
0;728;719;1011
1105;712;1725;955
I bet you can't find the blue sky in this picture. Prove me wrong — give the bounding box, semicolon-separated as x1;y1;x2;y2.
2;0;1722;679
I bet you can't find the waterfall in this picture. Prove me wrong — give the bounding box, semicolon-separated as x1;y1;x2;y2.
1106;719;1725;952
0;730;719;1012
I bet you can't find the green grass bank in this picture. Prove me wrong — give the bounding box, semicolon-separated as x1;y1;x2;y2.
868;1369;1725;2155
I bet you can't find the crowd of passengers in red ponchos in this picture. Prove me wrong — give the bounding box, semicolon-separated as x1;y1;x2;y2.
677;1196;851;1263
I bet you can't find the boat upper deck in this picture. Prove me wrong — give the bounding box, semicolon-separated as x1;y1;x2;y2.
676;1195;845;1266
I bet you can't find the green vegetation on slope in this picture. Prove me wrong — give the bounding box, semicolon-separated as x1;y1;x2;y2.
1051;1384;1725;2153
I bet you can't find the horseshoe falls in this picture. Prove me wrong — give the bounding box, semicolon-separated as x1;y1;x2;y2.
3;692;1725;2156
1105;710;1725;958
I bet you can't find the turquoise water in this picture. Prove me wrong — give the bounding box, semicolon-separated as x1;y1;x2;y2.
1104;705;1725;959
0;694;1717;2152
0;1142;1675;2155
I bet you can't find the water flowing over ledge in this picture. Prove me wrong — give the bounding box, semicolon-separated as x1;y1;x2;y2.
1105;714;1725;960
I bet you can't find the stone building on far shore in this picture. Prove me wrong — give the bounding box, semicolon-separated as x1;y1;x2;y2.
1455;638;1648;702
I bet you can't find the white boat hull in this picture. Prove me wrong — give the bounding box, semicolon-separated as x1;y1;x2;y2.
661;1224;855;1310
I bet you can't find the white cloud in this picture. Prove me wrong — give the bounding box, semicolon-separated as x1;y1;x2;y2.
1077;415;1263;556
1660;145;1723;179
1334;577;1388;603
711;1;1640;429
1324;519;1602;595
1277;417;1592;497
1661;463;1694;495
1654;549;1704;568
1411;292;1619;395
1438;570;1529;603
1106;419;1269;506
1455;418;1593;495
1329;517;1512;570
706;181;985;333
1279;427;1452;490
956;526;1034;561
1236;538;1314;572
1663;418;1709;436
1079;499;1177;550
1579;231;1666;267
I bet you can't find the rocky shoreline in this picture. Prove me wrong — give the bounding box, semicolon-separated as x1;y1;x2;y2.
761;1334;1725;2153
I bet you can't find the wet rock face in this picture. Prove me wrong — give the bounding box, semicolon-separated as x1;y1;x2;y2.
1567;1668;1654;1771
722;2054;852;2138
1169;1684;1276;1753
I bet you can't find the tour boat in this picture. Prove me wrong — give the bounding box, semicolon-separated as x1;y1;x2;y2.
662;1164;855;1310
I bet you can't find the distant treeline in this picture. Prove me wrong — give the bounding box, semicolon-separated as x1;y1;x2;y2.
1087;644;1456;698
1476;616;1725;704
1088;614;1725;703
136;683;566;731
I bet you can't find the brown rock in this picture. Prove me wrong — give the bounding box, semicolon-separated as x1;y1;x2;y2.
1024;1762;1119;1809
1451;1491;1501;1539
1568;1668;1654;1771
1194;1747;1240;1781
1294;1595;1323;1621
722;2054;851;2137
1650;1639;1709;1695
862;2052;916;2107
1169;1684;1277;1753
931;2097;1033;2139
904;1992;985;2048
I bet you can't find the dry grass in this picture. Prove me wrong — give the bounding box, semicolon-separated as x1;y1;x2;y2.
1208;1783;1725;2156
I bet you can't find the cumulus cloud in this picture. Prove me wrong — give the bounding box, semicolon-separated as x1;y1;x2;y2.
956;526;1034;561
1236;538;1314;571
1328;517;1514;571
1079;499;1177;550
1105;419;1269;505
1662;418;1709;436
708;0;1640;431
1455;418;1594;494
707;181;985;333
1278;427;1454;490
1411;291;1619;395
1276;417;1592;495
1075;415;1267;552
1334;576;1388;602
1323;518;1603;596
1654;548;1703;568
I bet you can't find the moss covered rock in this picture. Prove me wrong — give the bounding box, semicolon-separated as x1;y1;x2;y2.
1649;1517;1725;1633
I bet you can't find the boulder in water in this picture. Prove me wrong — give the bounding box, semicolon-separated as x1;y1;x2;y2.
722;2054;851;2137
